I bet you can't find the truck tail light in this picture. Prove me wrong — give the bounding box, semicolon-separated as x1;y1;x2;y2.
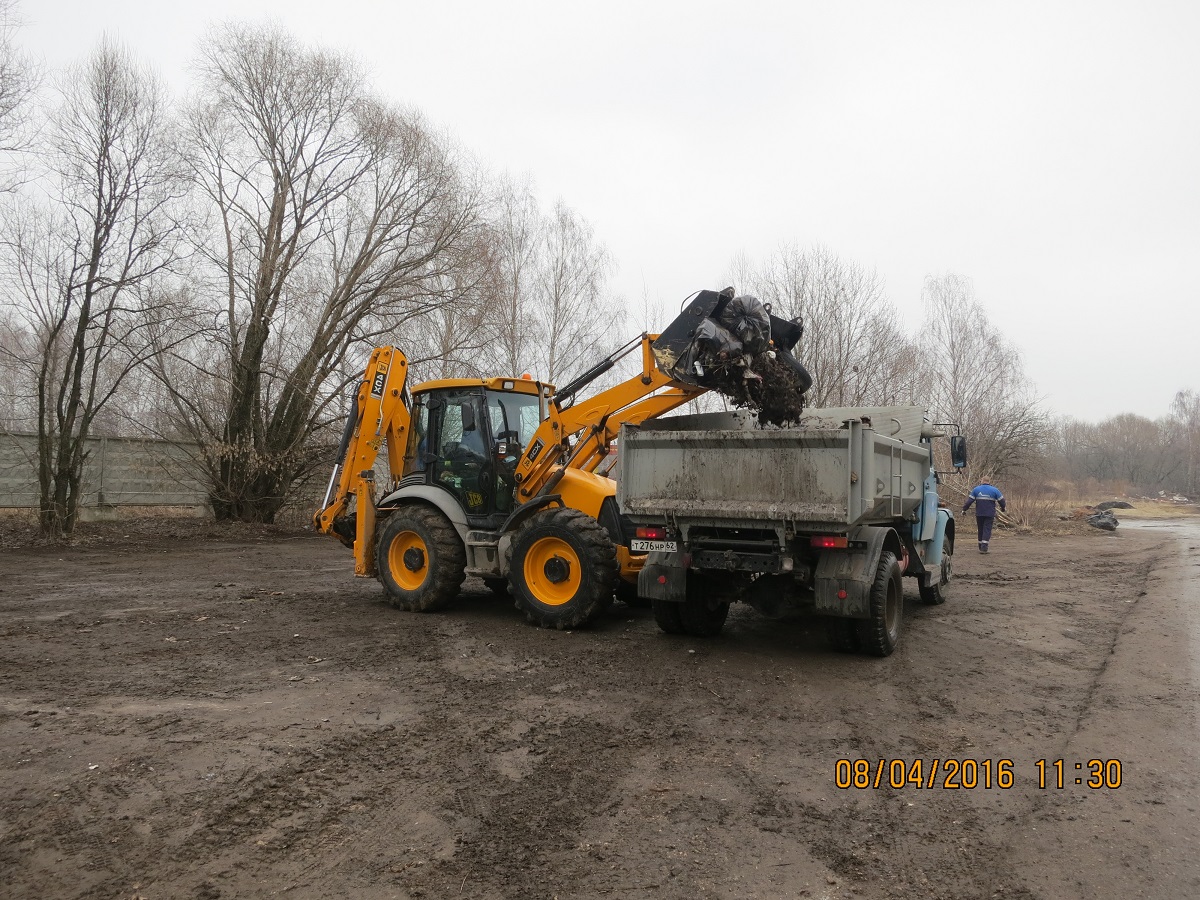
811;535;849;549
636;526;667;539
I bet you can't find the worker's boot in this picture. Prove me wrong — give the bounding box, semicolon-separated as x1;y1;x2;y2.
979;541;988;553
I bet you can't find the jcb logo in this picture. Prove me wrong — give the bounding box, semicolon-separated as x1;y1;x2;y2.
370;371;387;397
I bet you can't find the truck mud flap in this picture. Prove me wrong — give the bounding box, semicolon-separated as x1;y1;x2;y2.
814;526;900;618
637;552;687;603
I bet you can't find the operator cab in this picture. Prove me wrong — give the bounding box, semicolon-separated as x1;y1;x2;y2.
404;376;551;528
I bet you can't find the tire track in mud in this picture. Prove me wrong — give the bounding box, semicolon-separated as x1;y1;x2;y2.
171;614;472;895
910;536;1167;900
409;715;643;898
1;583;455;899
77;614;649;898
1001;528;1200;899
782;540;1170;900
3;528;1189;900
1057;546;1165;738
826;721;1034;900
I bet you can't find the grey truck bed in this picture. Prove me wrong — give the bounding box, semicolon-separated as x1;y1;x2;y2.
617;407;934;531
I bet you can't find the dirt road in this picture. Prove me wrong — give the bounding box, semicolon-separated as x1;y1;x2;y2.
1;521;1198;899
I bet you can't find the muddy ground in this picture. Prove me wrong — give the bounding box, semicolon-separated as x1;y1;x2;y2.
1;520;1198;900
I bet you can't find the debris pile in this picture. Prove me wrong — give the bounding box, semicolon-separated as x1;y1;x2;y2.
658;288;812;426
711;351;811;426
1061;506;1122;531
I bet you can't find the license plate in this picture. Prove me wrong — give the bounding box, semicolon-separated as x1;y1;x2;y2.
631;539;677;553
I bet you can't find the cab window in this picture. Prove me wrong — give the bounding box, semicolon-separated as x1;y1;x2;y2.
485;390;542;450
403;395;430;476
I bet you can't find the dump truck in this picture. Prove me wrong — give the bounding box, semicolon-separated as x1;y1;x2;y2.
618;406;967;655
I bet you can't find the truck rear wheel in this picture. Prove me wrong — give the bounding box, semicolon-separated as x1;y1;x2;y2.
918;538;952;605
376;506;466;612
680;572;731;637
651;596;686;634
507;507;618;629
858;551;903;656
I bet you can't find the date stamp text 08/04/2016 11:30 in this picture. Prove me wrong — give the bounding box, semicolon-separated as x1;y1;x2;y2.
834;758;1124;790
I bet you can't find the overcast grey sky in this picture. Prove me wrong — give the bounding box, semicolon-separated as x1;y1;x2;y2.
19;0;1200;422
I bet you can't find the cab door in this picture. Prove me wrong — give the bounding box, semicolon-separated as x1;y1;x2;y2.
426;389;497;521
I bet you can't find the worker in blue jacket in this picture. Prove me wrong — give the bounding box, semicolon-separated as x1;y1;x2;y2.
962;478;1006;553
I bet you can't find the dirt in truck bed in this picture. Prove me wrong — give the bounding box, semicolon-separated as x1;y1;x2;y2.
2;519;1199;899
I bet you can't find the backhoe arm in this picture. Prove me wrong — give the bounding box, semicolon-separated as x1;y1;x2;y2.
513;335;705;502
313;347;411;569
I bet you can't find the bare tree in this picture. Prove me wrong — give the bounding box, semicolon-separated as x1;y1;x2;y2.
486;176;542;377
0;0;38;192
475;180;621;384
400;225;505;383
0;40;184;536
922;273;1047;478
1097;414;1180;490
1052;413;1179;493
0;0;34;147
164;24;486;522
534;200;616;383
1171;389;1200;497
0;308;35;429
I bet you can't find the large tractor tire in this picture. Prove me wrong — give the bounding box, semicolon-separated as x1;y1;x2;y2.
376;506;466;612
918;538;953;606
679;571;731;637
858;551;903;656
507;507;618;629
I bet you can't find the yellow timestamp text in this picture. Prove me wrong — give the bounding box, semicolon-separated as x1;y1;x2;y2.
1035;758;1123;789
834;758;1124;790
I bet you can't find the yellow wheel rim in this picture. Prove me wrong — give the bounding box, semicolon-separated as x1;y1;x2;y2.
523;536;582;607
388;530;429;591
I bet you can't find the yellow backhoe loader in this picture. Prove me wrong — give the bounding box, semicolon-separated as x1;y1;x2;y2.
313;288;809;629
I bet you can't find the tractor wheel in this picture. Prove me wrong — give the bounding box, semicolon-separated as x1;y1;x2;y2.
857;551;903;656
652;597;686;634
376;506;466;612
826;617;861;653
507;507;618;629
679;571;731;637
918;538;953;606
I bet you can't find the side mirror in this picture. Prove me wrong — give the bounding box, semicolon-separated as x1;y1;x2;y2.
461;403;476;432
950;435;967;469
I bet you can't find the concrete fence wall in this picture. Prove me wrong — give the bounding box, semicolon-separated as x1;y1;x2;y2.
0;431;209;510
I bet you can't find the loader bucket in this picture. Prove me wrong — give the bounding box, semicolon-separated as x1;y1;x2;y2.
650;290;726;386
651;290;807;388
